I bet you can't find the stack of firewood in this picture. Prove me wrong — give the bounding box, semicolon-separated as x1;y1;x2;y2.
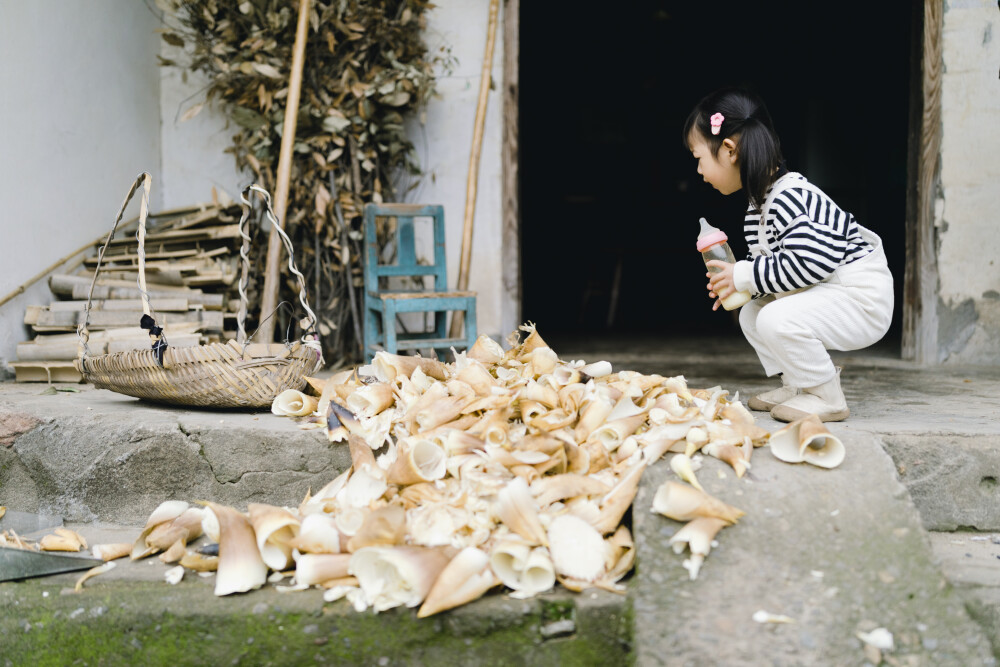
11;199;248;383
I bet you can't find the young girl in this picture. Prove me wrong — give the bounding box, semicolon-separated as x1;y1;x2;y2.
684;88;893;422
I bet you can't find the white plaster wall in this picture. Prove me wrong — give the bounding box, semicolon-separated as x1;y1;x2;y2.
406;0;505;341
159;43;245;207
156;0;506;343
938;0;1000;363
0;0;162;374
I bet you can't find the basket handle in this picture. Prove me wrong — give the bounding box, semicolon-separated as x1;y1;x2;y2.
78;172;155;364
236;185;318;346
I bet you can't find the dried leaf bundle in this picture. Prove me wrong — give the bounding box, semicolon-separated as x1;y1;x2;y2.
156;0;449;361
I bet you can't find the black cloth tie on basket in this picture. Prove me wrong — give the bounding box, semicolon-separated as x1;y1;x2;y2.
140;314;168;367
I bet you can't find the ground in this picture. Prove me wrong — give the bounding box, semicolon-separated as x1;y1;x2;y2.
2;332;999;665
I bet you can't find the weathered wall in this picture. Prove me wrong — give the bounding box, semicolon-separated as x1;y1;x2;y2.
937;0;1000;363
158;0;507;341
0;0;162;376
406;0;505;340
159;43;244;208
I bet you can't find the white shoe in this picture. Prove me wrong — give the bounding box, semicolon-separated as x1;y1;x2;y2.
770;369;849;423
747;376;798;412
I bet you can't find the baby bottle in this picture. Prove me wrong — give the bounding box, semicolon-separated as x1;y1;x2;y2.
697;217;751;311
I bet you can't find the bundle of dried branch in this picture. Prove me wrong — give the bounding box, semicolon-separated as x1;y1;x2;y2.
156;0;448;364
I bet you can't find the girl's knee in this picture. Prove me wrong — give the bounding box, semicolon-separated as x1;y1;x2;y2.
754;302;794;340
739;299;773;337
738;301;758;335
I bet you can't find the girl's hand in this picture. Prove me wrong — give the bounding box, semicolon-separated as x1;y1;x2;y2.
705;260;736;312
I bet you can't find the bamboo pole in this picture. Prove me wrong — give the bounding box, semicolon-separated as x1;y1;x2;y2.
257;0;311;343
449;0;501;339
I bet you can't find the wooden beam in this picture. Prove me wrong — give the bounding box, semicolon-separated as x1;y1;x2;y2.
501;0;521;337
902;0;923;360
258;0;311;343
450;0;501;339
902;0;942;363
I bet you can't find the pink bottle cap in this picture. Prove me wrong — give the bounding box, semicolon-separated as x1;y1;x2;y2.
696;217;728;251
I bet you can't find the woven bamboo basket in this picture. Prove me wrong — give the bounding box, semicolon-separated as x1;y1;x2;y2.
75;173;323;408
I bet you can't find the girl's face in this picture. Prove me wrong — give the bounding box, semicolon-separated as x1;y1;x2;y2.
688;131;742;195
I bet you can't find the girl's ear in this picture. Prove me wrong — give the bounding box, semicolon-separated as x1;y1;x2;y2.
721;138;738;165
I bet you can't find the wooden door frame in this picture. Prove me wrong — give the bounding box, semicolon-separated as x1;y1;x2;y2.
500;0;520;336
902;0;942;363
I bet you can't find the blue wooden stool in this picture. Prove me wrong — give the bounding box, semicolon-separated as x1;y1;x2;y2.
362;203;477;362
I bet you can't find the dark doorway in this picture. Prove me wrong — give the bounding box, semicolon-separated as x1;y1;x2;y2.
519;1;910;342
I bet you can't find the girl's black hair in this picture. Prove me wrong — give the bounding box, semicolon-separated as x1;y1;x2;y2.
683;88;783;211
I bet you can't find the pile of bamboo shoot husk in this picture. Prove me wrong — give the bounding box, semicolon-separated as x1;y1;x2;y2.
121;325;766;614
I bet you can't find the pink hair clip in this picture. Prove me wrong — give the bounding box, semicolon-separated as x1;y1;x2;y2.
709;113;724;135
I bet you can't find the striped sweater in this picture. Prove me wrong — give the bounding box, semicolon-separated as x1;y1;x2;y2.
732;173;874;295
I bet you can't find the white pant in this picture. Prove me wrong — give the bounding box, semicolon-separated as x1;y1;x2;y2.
739;228;894;388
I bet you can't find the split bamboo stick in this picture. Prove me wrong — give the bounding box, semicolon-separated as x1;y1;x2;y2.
258;0;311;343
450;0;500;339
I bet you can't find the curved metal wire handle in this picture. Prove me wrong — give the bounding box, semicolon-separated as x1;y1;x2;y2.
78;173;155;366
236;185;319;347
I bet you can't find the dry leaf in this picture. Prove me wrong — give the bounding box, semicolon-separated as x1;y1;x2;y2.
252;63;283;79
180;102;204;122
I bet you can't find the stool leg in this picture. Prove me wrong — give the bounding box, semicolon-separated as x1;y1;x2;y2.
364;304;378;362
464;299;477;351
384;300;398;355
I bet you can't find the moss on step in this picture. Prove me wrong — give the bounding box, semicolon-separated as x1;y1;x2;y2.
0;578;629;666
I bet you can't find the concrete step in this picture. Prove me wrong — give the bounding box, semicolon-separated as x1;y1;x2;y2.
552;334;1000;664
0;383;348;524
631;427;993;666
4;334;1000;664
0;387;633;665
885;435;1000;532
0;523;629;665
930;531;1000;659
